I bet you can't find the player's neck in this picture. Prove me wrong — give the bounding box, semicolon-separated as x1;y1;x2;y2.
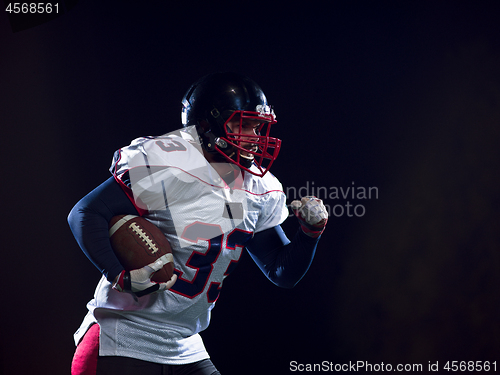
203;150;242;186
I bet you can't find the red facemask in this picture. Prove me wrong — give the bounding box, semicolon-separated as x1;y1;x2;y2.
215;109;281;177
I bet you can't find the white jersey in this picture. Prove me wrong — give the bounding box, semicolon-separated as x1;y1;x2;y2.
74;126;288;364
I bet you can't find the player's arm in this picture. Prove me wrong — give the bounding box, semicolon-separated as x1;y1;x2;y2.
245;225;320;288
245;196;328;288
67;177;137;282
68;177;177;296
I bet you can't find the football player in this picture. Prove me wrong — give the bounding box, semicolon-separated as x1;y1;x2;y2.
68;72;328;375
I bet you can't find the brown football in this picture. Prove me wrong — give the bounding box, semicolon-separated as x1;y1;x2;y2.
108;214;174;282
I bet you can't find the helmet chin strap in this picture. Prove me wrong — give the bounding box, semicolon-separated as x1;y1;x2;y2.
198;126;240;166
216;143;254;170
198;125;228;153
200;129;218;152
239;152;254;161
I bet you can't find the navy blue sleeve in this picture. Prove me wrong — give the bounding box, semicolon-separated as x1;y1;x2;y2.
245;225;319;288
67;177;139;282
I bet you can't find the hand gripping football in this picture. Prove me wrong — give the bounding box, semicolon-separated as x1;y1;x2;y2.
108;215;174;282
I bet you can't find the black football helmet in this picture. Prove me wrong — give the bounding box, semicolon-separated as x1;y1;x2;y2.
181;72;281;177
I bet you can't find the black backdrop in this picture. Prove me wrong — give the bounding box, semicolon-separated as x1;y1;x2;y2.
1;1;499;374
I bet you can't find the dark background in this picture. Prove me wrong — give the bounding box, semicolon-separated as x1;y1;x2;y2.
1;1;499;374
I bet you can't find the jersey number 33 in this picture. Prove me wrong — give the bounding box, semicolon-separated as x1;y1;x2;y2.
170;222;252;303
